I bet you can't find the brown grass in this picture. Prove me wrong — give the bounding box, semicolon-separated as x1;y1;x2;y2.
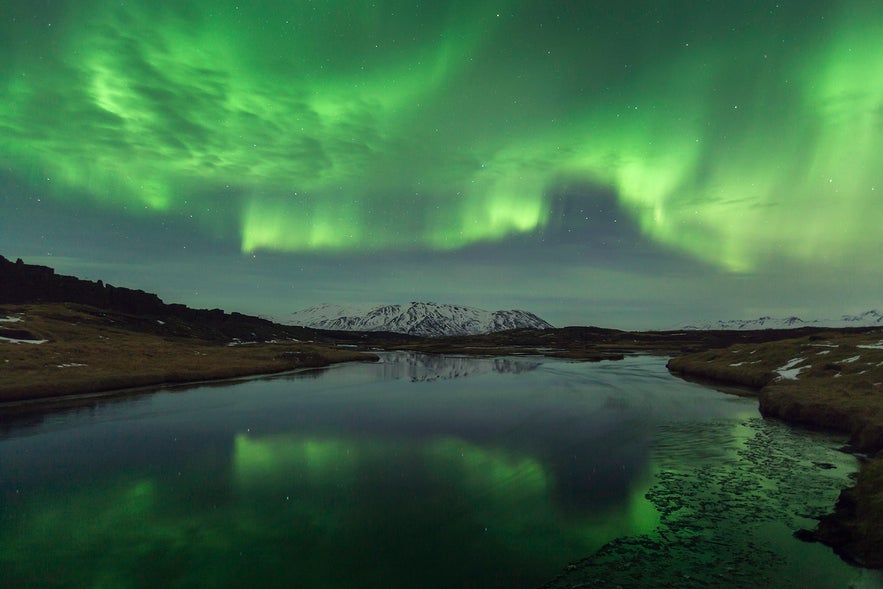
670;331;883;446
0;303;376;403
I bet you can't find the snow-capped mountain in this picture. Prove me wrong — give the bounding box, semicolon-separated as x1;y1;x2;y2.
286;302;553;337
681;310;883;331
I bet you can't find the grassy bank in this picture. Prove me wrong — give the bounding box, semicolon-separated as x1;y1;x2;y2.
668;329;883;566
0;303;376;404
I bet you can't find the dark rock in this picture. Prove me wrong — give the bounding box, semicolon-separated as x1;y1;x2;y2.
0;254;164;315
794;529;819;542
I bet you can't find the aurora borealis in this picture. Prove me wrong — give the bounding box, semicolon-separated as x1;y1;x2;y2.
1;0;880;326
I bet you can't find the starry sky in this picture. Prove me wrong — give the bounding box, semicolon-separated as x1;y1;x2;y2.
1;0;881;328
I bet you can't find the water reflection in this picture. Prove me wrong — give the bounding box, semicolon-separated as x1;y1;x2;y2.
374;351;541;381
0;354;874;588
231;432;659;550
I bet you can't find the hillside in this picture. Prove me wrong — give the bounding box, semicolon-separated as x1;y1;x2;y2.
0;302;380;404
0;255;392;403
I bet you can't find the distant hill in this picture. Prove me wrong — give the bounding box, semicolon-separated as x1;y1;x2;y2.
0;255;415;344
287;302;554;337
681;310;883;331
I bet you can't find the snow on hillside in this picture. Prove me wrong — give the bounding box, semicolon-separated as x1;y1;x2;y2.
682;310;883;331
286;302;553;337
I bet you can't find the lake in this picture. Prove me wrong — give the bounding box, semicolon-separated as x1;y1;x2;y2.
1;353;880;588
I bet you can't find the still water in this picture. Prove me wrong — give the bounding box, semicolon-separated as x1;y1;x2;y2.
0;354;879;588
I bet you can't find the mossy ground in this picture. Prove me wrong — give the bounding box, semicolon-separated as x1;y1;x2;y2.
0;303;376;404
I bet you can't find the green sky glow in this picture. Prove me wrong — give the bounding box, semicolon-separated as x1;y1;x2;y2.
2;0;880;273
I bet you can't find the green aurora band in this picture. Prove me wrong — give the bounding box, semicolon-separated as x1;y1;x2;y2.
1;1;880;271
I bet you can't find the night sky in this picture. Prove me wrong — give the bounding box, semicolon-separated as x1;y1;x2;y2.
1;1;880;328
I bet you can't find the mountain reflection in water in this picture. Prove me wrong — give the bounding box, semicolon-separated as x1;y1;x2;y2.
375;351;542;382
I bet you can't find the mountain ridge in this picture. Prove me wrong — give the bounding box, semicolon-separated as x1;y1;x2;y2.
682;310;883;331
287;302;554;337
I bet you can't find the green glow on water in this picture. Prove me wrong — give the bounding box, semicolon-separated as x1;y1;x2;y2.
230;432;661;566
233;433;361;483
0;431;661;589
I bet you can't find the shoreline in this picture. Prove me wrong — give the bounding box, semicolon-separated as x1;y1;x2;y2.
1;347;378;406
0;359;375;413
667;330;883;568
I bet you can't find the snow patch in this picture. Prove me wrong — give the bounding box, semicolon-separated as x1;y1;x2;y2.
0;315;23;323
776;357;808;380
0;336;47;344
816;350;831;355
57;363;87;368
858;341;883;350
843;355;861;363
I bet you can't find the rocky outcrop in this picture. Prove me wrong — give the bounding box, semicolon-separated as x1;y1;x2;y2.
1;256;165;315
